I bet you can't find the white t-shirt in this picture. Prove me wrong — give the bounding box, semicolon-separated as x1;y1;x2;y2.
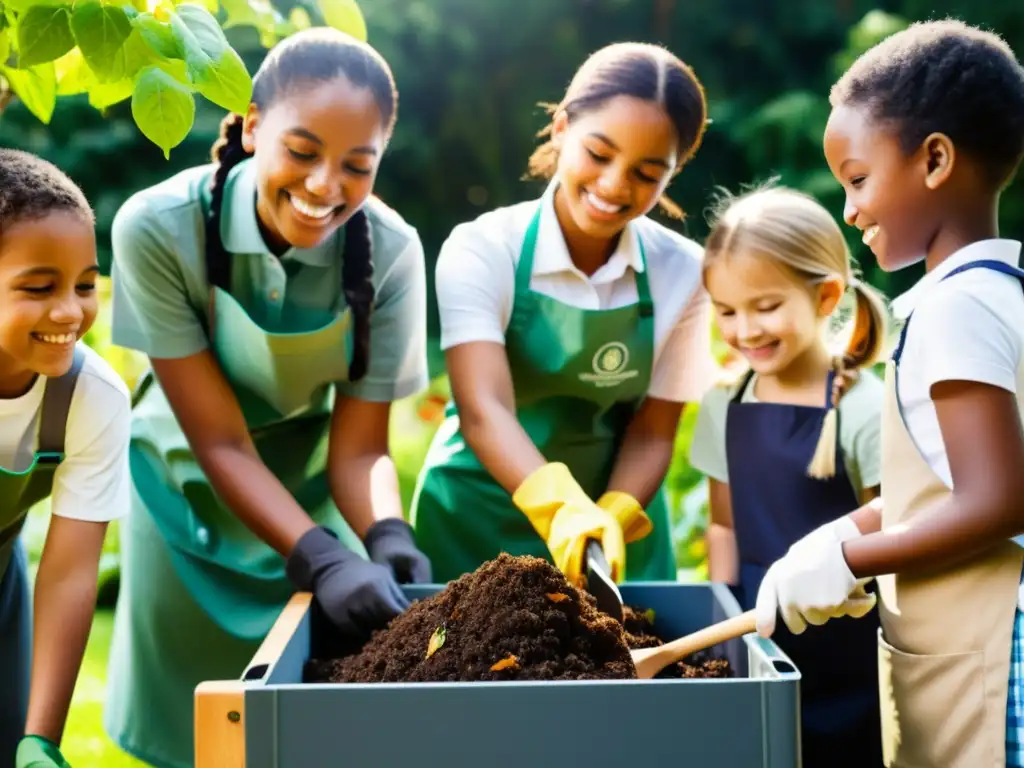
0;344;131;522
435;182;716;403
892;239;1024;488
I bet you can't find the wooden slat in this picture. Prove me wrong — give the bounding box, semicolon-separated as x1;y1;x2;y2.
245;592;313;675
194;680;246;768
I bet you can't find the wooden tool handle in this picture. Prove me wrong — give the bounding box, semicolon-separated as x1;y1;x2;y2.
657;610;757;662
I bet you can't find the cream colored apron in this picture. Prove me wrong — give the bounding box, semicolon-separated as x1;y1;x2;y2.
877;359;1023;767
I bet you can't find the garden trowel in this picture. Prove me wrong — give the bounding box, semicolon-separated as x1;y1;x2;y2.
585;539;624;623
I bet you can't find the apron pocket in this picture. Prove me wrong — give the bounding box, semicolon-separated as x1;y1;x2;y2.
877;629;988;768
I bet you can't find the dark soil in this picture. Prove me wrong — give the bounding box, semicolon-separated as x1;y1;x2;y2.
304;553;733;684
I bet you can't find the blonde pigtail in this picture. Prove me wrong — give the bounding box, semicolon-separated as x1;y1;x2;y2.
806;354;845;480
807;277;890;480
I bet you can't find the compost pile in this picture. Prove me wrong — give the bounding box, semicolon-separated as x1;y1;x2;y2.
304;553;732;684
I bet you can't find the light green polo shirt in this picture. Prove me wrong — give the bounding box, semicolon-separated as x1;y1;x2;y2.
688;369;884;496
109;158;429;403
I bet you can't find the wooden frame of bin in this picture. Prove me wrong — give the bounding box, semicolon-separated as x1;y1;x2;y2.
194;592;313;767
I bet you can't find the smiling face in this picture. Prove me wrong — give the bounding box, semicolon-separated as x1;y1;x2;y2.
242;76;388;251
823;103;947;272
705;250;840;377
549;95;679;242
0;211;98;391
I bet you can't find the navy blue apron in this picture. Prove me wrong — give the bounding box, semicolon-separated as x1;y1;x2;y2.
725;369;882;768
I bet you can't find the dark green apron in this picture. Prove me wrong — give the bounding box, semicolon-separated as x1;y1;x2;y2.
0;347;84;762
411;204;675;583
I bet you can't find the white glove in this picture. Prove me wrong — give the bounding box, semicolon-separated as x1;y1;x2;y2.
789;515;862;558
755;535;876;637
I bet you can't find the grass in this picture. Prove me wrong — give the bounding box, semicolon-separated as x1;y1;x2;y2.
61;610;146;767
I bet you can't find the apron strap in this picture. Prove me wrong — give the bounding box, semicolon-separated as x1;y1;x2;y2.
728;368;838;407
889;257;1024;465
198;169;219;341
513;202;654;322
893;258;1024;366
633;237;654;319
36;345;86;459
729;370;756;404
514;207;541;295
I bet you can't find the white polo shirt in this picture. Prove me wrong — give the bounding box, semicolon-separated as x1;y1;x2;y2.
892;238;1024;488
0;344;131;523
435;182;716;403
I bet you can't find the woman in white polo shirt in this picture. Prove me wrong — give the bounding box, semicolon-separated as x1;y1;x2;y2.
410;42;716;586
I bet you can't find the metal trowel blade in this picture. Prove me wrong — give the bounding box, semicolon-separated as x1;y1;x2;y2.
585;539;624;624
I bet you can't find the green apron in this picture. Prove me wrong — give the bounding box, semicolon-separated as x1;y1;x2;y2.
104;174;365;768
0;347;85;761
411;204;675;584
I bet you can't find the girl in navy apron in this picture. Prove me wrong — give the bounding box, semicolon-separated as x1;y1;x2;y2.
105;29;432;768
689;185;888;767
756;20;1024;768
0;150;133;768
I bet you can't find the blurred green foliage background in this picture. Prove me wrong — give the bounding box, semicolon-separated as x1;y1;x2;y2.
2;1;1022;763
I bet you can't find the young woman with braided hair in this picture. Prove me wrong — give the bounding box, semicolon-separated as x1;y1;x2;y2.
104;28;431;767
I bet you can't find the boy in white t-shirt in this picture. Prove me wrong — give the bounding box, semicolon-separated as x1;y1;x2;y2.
0;150;131;768
752;21;1024;766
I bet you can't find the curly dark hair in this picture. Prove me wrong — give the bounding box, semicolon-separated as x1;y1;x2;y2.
526;41;707;219
830;19;1024;189
207;27;397;382
0;149;93;245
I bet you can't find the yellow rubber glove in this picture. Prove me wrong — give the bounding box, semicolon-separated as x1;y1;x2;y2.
513;463;626;587
596;491;653;543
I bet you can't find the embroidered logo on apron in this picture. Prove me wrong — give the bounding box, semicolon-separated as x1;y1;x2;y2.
579;341;638;388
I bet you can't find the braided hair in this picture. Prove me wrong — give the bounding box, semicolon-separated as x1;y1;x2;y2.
205;28;397;381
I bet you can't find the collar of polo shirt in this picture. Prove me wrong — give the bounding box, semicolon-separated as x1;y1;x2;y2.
533;180;645;284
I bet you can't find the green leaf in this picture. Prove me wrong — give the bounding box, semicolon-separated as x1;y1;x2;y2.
16;4;74;67
120;28;160;79
288;6;311;31
2;62;56;121
131;64;194;158
154;56;190;86
133;12;181;59
425;626;446;658
2;0;36;14
54;46;91;94
0;30;9;64
221;0;281;34
89;75;132;109
317;0;366;41
71;2;132;81
169;3;250;113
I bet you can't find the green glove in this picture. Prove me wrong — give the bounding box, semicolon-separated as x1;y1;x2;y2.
16;736;71;768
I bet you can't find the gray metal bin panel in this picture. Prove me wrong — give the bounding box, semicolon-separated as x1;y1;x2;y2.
245;680;800;768
242;581;802;768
